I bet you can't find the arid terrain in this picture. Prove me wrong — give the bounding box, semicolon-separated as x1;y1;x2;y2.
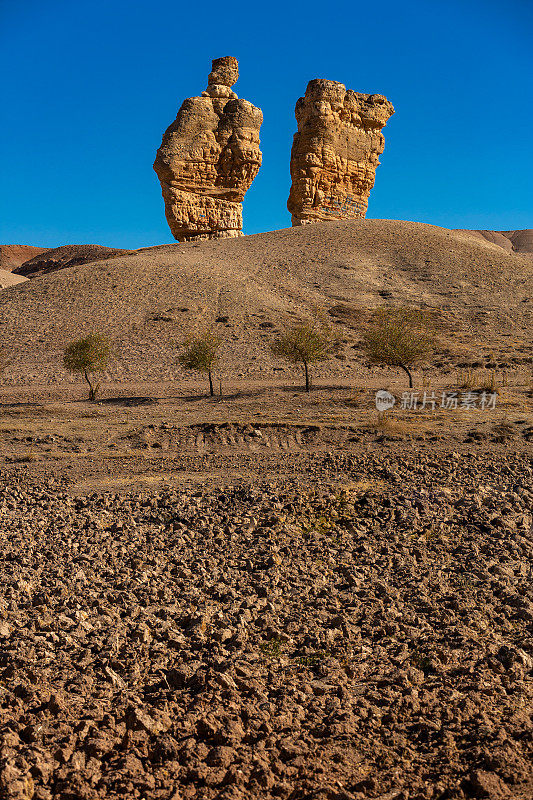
0;219;531;799
0;270;27;290
11;246;135;280
0;246;48;273
0;220;532;385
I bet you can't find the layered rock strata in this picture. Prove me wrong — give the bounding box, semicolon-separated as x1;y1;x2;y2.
287;79;394;226
154;57;262;242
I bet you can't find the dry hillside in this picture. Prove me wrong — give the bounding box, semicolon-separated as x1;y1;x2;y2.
0;219;531;384
0;244;48;272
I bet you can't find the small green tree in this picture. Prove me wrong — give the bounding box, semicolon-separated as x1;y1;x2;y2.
361;307;436;388
178;332;222;397
271;322;339;392
63;333;112;401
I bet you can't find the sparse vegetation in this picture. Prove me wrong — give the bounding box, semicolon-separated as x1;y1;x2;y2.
63;334;112;401
361;307;436;388
481;369;501;393
455;367;505;393
455;367;477;390
271;321;339;391
178;331;222;397
16;445;35;463
260;637;285;659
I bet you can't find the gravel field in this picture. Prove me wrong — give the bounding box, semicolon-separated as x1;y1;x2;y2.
1;449;532;800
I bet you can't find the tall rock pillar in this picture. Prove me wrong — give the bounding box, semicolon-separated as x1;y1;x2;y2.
154;57;263;242
287;79;394;226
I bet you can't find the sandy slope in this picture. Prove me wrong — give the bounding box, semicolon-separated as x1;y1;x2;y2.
0;268;27;289
0;219;531;383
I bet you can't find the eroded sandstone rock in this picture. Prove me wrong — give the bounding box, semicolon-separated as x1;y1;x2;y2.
287;79;394;226
154;57;262;242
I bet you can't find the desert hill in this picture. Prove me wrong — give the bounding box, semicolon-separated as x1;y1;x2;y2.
0;219;531;384
0;268;28;289
12;244;135;278
459;229;533;255
0;244;48;272
503;229;533;253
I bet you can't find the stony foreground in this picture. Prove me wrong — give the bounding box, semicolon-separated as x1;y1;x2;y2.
0;451;532;800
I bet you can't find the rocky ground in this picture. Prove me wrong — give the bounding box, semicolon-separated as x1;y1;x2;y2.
0;437;532;799
0;360;531;800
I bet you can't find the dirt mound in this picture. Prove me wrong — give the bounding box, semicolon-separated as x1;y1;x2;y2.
0;268;27;289
0;244;48;272
13;243;134;278
458;229;533;254
0;219;531;383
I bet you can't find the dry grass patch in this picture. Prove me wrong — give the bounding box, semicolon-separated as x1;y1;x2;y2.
372;412;441;439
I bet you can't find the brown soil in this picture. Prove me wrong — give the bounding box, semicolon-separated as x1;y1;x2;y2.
0;391;531;799
502;229;533;254
0;375;532;491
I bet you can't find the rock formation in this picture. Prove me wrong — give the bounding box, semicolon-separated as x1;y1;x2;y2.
287;79;394;226
154;57;263;242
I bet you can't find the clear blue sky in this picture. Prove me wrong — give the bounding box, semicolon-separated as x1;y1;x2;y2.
1;0;532;249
